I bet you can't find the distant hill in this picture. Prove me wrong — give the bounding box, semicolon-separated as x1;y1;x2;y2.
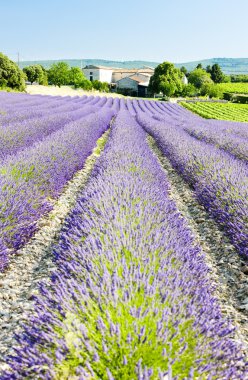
174;58;248;74
18;58;248;74
18;59;159;70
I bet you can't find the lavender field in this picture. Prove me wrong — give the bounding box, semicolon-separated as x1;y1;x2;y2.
0;92;248;379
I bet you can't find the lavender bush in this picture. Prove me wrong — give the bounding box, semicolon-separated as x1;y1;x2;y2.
137;108;248;258
183;121;248;162
3;111;247;379
0;105;99;160
0;108;114;271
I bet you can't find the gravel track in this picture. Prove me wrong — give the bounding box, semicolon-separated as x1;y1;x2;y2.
0;129;110;372
148;135;248;350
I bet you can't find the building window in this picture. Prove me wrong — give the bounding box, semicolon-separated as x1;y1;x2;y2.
90;71;93;81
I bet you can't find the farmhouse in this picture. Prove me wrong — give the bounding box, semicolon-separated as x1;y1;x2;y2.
116;73;151;97
82;65;154;96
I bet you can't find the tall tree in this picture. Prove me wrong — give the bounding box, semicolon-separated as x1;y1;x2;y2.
196;63;203;69
148;61;183;97
210;64;225;83
68;67;86;87
206;65;212;73
23;66;37;84
23;64;47;85
48;62;70;87
38;65;48;85
0;52;25;91
180;66;188;75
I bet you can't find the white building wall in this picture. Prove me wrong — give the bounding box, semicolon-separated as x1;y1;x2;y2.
182;75;188;84
82;68;100;81
99;69;113;83
82;68;112;83
82;67;154;84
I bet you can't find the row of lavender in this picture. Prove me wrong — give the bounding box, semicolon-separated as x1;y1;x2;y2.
3;111;247;379
152;104;248;162
135;103;248;258
0;93;121;271
1;92;247;272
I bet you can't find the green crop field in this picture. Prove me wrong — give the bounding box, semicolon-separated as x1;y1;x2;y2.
181;101;248;122
217;82;248;94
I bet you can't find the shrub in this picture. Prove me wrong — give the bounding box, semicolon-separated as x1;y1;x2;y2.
235;95;248;104
200;83;224;99
76;79;93;90
92;80;110;92
181;83;197;97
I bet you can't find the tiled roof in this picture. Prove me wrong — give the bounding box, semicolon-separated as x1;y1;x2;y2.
128;74;151;82
116;74;151;86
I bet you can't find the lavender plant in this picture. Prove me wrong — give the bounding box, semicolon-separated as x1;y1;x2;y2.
0;108;114;271
137;109;248;258
3;111;247;379
0;105;98;160
183;121;248;162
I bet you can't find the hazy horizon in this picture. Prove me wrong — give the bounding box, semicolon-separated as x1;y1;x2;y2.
17;56;248;64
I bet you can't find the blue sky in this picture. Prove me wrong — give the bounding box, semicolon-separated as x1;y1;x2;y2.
1;0;248;63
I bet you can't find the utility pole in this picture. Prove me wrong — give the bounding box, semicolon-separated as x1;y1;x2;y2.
17;52;20;68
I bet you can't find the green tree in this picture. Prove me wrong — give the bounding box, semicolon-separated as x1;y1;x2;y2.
148;61;183;97
206;65;212;73
196;63;203;69
38;65;48;85
0;52;25;91
23;65;37;84
48;62;70;87
23;64;48;85
68;67;86;87
210;63;225;83
188;68;213;89
180;66;188;76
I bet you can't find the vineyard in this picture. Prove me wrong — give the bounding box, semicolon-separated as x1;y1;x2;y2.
181;101;248;122
0;92;248;379
217;82;248;94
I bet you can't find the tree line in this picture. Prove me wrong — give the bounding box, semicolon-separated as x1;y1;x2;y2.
24;62;109;92
0;53;109;92
0;51;247;99
148;62;229;98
